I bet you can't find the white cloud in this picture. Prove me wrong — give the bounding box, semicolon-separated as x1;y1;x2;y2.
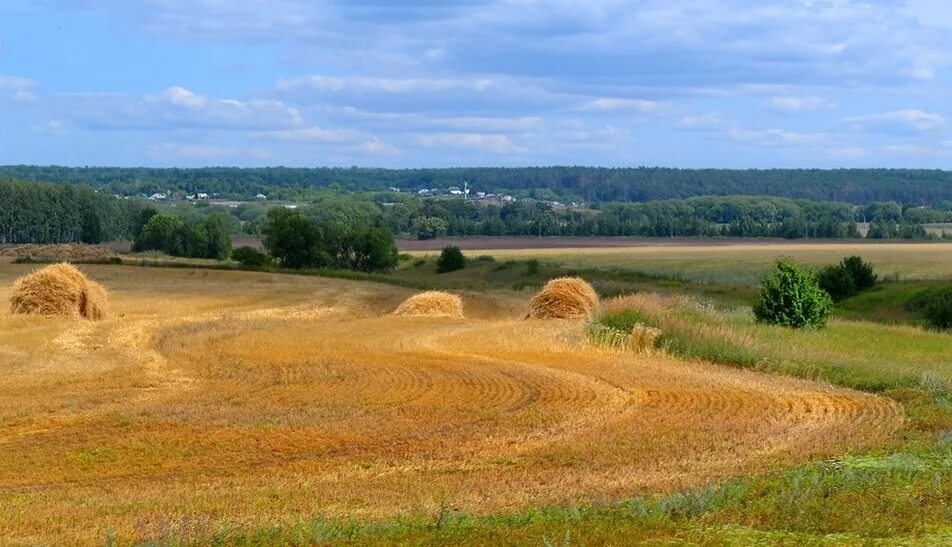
728;127;820;146
254;126;362;142
360;137;402;156
276;75;499;94
580;98;670;113
679;113;728;130
0;75;38;102
62;86;304;130
843;109;946;132
417;132;514;154
148;142;274;160
767;96;834;113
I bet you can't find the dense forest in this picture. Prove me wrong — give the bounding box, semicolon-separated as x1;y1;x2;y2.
2;178;949;247
0;179;143;244
7;166;952;205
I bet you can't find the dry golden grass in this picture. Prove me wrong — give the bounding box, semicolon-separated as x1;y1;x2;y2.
474;241;952;284
525;276;599;319
392;290;464;318
0;265;902;544
9;263;107;320
0;243;114;261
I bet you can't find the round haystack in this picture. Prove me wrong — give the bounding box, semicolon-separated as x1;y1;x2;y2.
392;291;464;318
9;263;108;320
525;277;599;320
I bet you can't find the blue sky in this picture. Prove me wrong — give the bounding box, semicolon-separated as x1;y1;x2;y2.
3;0;952;168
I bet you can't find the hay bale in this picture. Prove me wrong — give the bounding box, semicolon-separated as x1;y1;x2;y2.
82;279;109;320
9;263;108;320
392;291;464;318
525;277;599;320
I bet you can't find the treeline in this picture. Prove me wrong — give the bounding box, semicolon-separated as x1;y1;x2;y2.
9;165;952;205
0;179;143;244
376;195;942;239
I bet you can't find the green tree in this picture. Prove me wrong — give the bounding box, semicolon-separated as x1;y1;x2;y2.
348;225;399;273
199;214;232;260
436;245;466;273
414;216;449;240
133;214;187;255
754;259;833;328
261;208;330;269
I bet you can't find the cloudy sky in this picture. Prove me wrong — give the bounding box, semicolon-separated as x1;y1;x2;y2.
3;0;952;167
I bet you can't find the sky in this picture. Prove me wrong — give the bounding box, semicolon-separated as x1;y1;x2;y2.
3;0;952;168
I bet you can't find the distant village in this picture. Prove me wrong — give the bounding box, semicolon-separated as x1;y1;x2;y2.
139;183;575;210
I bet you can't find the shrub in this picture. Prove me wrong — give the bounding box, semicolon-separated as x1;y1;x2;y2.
231;246;271;268
754;259;833;328
923;288;952;330
817;256;876;302
842;255;877;291
475;255;496;263
817;264;857;302
436;245;466;273
526;258;540;276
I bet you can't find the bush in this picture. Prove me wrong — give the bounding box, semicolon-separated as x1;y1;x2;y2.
231;246;271;268
475;255;496;263
817;255;876;302
922;288;952;330
526;258;540;276
842;255;877;291
754;259;833;328
817;264;857;302
436;245;466;273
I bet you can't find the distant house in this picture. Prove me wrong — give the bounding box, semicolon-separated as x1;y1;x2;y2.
255;193;268;200
148;193;168;201
389;187;401;193
196;193;210;200
417;189;431;195
475;191;486;199
283;204;299;209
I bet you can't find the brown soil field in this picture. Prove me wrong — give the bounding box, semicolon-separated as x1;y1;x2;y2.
0;265;902;544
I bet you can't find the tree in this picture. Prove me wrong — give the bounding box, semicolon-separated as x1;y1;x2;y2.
754;260;833;328
261;208;330;269
841;255;877;291
436;245;466;273
199;214;232;260
414;216;448;240
133;214;186;255
349;225;399;273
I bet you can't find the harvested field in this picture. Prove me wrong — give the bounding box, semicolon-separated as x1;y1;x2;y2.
0;265;902;544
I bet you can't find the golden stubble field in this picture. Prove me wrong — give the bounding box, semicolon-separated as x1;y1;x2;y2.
0;265;903;544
